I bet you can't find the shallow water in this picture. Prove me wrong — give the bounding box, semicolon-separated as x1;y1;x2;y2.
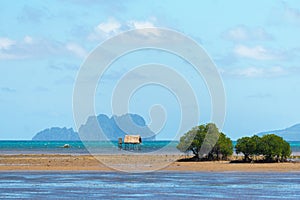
1;141;300;155
0;141;180;154
0;171;300;199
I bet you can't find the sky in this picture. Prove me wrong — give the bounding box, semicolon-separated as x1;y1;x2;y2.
1;0;300;140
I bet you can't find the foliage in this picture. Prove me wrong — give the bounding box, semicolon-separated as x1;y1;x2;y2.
260;134;291;161
211;132;233;160
235;135;261;161
235;134;291;162
177;123;233;161
281;140;292;160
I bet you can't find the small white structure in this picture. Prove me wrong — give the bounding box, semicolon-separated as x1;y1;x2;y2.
123;135;142;150
124;135;142;144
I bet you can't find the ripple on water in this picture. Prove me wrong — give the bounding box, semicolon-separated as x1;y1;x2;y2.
0;172;300;199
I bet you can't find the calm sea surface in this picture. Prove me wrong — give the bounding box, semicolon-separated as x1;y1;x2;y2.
0;171;300;199
0;141;180;154
1;141;300;155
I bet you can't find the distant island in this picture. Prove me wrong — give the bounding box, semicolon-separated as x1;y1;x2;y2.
32;113;156;141
257;124;300;141
32;127;79;141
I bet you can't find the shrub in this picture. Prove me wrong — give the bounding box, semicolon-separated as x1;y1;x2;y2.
235;134;291;162
177;123;233;161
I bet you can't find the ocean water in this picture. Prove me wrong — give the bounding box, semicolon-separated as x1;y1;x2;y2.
0;141;180;155
1;141;300;155
0;171;300;199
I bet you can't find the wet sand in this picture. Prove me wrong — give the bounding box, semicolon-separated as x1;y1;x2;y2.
0;154;300;172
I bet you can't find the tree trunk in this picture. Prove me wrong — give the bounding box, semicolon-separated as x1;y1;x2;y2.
191;149;199;161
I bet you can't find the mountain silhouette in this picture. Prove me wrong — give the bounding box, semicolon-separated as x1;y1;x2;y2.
32;113;156;141
257;124;300;141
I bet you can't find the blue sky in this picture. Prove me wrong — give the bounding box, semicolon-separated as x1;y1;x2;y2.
1;0;300;140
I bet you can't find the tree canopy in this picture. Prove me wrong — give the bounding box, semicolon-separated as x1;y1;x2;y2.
177;123;233;161
235;134;291;162
177;123;291;163
260;134;291;161
235;135;261;162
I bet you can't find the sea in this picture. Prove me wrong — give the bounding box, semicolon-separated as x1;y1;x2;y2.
1;141;300;199
0;171;300;199
1;140;300;155
0;140;181;155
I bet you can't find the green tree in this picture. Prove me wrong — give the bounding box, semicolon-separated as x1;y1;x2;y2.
235;135;261;162
235;137;252;161
251;135;262;156
236;134;292;162
177;123;233;161
260;134;291;161
212;132;233;160
177;125;206;159
281;140;292;161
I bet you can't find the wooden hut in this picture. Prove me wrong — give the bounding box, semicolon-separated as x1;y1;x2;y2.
123;135;142;150
124;135;142;144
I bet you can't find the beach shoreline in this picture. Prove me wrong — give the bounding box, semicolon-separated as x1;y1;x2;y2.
1;154;300;172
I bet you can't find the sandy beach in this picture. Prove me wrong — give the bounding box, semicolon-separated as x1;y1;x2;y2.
1;154;300;172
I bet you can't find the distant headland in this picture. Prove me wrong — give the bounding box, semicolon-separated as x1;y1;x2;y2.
257;124;300;141
32;113;156;141
32;127;79;141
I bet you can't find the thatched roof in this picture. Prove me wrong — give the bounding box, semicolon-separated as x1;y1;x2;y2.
124;135;142;144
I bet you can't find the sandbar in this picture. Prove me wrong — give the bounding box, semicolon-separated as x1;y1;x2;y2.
0;154;299;172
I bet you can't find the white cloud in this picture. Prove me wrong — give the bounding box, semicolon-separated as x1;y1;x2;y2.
233;67;264;77
0;36;87;60
88;18;122;40
126;20;160;37
234;45;281;60
23;36;33;44
88;18;158;41
225;27;248;41
66;43;88;58
220;66;288;78
0;37;16;50
223;26;272;41
128;20;155;29
0;37;20;59
0;37;62;60
96;18;121;34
